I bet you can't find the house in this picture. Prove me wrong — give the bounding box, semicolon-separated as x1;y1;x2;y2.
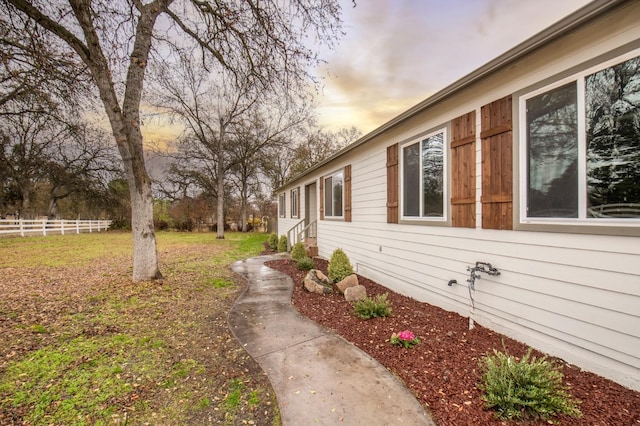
276;0;640;391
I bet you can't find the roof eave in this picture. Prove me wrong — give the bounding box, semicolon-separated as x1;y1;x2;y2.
276;0;627;192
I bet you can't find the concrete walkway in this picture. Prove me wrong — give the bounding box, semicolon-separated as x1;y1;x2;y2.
230;254;435;425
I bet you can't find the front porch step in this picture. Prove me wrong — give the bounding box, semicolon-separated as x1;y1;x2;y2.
304;238;318;257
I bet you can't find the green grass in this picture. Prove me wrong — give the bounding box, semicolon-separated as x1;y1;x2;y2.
0;334;161;425
0;231;268;269
224;379;244;411
0;231;274;425
0;232;133;268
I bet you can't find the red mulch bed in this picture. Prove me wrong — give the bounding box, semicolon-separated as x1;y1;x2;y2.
264;254;640;425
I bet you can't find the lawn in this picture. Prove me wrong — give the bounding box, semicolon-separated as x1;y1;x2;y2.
0;231;279;426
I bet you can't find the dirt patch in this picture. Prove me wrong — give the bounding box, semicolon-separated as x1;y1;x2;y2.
266;256;640;425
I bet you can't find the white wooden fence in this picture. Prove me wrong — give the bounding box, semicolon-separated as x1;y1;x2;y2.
0;219;112;237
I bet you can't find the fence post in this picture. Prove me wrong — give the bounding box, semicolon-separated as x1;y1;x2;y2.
60;220;64;235
76;219;80;234
42;219;47;236
19;219;24;237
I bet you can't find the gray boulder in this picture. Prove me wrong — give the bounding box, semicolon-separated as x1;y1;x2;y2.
336;274;359;294
303;269;333;295
344;285;367;302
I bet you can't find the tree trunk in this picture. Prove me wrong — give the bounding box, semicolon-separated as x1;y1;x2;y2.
216;157;225;239
19;181;32;218
129;169;162;281
216;121;225;239
241;182;248;232
47;197;58;219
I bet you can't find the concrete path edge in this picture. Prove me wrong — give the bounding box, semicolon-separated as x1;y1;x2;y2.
229;254;435;425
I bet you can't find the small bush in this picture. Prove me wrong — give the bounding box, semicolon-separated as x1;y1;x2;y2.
296;257;314;271
290;242;307;261
268;233;278;250
327;248;354;282
277;235;288;252
353;293;392;319
154;220;169;231
479;348;581;422
175;219;194;232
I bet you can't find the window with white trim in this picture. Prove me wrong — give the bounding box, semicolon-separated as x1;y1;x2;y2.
520;51;640;222
401;128;447;220
290;188;299;218
278;193;286;218
323;170;344;218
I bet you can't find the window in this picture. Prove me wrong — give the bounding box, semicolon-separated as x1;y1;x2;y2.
324;170;344;218
290;188;299;218
401;129;447;220
278;193;286;218
521;51;640;222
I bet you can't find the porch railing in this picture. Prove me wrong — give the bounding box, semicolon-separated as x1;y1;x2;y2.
286;219;317;251
287;219;306;250
298;219;317;244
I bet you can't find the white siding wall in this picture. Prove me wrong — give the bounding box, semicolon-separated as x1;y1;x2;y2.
279;3;640;390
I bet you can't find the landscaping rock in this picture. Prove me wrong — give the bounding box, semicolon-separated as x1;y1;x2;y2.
314;269;330;283
336;274;359;294
303;269;333;295
344;285;367;302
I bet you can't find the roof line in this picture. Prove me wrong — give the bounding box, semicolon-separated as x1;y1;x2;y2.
277;0;628;191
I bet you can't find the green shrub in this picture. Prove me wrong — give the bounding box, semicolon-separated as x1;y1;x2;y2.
290;242;307;261
268;233;278;250
277;235;288;252
353;293;392;319
327;248;354;282
479;348;581;422
296;257;314;271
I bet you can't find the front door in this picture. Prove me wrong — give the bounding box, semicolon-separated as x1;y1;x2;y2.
305;182;317;226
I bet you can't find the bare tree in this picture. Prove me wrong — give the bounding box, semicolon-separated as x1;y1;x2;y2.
288;124;362;178
153;54;261;238
0;6;91;115
229;103;310;231
45;124;120;218
0;108;66;217
2;0;342;280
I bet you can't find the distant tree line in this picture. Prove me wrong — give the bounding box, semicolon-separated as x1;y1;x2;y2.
0;0;348;281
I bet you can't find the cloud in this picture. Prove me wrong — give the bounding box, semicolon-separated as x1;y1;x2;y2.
314;0;591;133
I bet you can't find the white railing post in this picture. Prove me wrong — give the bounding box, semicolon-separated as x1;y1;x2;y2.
60;220;64;235
76;219;80;234
42;219;47;236
19;219;24;237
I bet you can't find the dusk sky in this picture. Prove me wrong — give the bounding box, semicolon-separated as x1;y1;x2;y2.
143;0;593;145
313;0;592;134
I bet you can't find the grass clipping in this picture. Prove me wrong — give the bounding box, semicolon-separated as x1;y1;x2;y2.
478;348;581;423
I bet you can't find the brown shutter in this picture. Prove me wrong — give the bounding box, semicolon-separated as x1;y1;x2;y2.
451;111;476;228
319;176;324;220
296;186;300;218
481;95;513;230
386;143;399;223
344;165;352;222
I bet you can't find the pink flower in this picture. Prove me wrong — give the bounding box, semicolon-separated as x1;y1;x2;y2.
398;330;415;341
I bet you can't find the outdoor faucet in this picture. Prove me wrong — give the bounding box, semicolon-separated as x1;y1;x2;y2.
466;261;500;291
